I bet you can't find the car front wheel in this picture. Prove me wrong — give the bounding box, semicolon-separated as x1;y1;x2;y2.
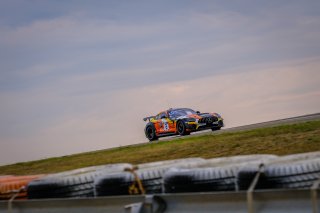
177;121;189;136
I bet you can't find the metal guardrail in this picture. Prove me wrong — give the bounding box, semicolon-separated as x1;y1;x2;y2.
0;188;319;213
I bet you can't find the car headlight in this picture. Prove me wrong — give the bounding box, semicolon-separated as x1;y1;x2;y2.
214;113;222;118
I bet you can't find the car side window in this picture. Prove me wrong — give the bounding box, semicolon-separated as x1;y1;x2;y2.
155;113;161;120
159;112;167;119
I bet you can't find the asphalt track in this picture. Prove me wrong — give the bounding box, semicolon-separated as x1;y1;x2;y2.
159;112;320;142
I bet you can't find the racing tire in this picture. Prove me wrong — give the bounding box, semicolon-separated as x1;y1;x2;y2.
164;155;277;193
177;120;188;136
27;164;132;199
237;166;266;190
95;169;165;196
0;175;44;200
164;167;239;193
145;124;158;141
237;158;320;190
95;158;204;196
27;176;94;199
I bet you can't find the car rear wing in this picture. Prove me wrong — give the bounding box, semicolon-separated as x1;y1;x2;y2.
143;116;156;122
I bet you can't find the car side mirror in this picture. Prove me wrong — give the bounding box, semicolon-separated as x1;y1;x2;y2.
196;111;200;114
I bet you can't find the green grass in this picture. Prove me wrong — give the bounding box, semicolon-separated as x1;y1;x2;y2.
1;120;320;175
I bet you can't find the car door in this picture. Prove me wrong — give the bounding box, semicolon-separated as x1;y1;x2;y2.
161;111;175;133
165;111;176;132
154;111;174;134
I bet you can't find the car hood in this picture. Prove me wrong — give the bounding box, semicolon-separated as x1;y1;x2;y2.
176;114;202;120
176;113;219;120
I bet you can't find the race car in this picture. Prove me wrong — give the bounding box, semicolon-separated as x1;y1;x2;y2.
143;108;224;141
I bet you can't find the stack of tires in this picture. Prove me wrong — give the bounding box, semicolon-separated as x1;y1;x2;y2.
0;175;44;200
94;158;206;196
21;152;320;199
163;155;277;193
27;164;132;199
237;151;320;190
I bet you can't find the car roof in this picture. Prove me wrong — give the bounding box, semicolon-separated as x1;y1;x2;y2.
155;108;195;116
168;108;195;111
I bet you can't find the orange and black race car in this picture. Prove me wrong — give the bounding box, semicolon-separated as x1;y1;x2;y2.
143;108;224;141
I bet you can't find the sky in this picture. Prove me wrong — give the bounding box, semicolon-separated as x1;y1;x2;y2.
0;0;320;165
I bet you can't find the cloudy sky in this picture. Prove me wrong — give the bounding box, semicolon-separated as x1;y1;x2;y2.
1;0;320;165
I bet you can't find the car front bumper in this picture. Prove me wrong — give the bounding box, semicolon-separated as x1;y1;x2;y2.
185;118;224;131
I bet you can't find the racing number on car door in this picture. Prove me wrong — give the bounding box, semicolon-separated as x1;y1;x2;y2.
163;118;175;132
157;112;172;133
162;119;169;131
166;118;175;132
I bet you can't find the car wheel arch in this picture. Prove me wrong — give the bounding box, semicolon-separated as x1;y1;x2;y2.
145;122;158;141
176;120;188;135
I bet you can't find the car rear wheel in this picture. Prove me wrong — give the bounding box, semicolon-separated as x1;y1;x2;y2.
145;125;158;141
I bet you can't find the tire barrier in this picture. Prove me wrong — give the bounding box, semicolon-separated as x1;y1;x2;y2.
237;152;320;190
164;166;239;193
27;163;132;199
263;158;320;189
238;158;320;190
0;175;44;200
163;155;277;193
0;152;318;201
94;158;205;196
95;167;165;196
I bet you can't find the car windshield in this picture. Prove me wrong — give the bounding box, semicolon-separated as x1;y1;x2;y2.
168;108;196;119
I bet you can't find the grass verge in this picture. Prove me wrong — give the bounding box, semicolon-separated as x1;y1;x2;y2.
1;120;320;175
